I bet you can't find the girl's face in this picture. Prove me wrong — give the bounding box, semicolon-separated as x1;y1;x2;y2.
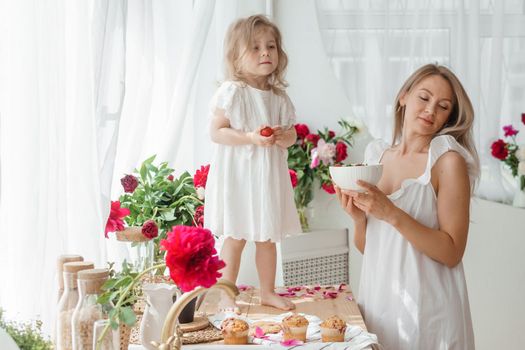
400;75;454;136
241;28;278;81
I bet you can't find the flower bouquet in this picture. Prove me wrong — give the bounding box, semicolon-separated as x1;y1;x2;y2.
490;113;525;206
288;120;359;230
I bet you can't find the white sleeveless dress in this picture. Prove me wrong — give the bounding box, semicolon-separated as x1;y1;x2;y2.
359;135;477;350
204;81;301;242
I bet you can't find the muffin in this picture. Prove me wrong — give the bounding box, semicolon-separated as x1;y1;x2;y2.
281;314;309;342
221;317;249;345
320;315;347;342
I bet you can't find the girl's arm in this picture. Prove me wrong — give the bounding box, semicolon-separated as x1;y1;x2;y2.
350;151;470;267
210;108;275;147
335;186;367;254
273;126;297;149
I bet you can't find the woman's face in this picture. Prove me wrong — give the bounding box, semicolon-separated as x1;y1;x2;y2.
400;75;454;137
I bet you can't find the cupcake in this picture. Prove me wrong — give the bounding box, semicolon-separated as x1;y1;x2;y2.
320;315;347;342
282;314;309;342
221;317;249;345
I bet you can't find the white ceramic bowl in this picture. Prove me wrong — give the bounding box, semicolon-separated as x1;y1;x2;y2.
329;164;383;192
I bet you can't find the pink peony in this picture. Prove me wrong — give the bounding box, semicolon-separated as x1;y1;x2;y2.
503;124;519;137
161;226;225;292
141;220;159;239
315;139;336;165
322;182;335;194
121;174;138;193
335;142;348;163
294;124;310;140
193;164;210;189
194;205;204;228
288;169;298;188
104;201;130;238
491;139;508;160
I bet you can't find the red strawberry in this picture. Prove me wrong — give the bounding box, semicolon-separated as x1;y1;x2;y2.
260;127;274;137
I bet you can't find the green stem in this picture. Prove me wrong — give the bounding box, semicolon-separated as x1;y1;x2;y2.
96;263;166;350
172;195;202;207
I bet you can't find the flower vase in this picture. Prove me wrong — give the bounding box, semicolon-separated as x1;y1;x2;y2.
139;283;181;350
513;189;525;208
116;227;154;273
297;207;309;232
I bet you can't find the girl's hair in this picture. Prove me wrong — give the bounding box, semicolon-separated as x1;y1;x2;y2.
392;64;479;173
224;14;288;93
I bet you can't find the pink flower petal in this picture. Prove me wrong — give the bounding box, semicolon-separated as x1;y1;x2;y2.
314;285;321;291
237;284;253;291
280;339;304;346
323;291;339;299
346;294;354;301
254;327;269;339
338;283;347;291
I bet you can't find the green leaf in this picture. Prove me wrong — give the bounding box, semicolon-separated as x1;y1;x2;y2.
120;306;137;326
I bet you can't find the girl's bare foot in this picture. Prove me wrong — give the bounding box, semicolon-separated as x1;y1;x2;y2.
260;291;296;310
218;290;241;314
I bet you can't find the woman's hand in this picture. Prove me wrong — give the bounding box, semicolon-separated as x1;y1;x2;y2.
248;125;276;147
348;180;399;223
335;185;366;224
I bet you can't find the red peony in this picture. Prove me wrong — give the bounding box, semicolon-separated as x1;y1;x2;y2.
193;164;210;189
121;174;139;193
491;139;508;160
289;169;298;188
294;124;310;140
503;125;519;137
321;182;336;194
161;226;225;292
328;130;335;139
167;174;174;181
305;134;320;147
194;205;204;227
141;220;159;239
335;142;348;163
104;201;130;238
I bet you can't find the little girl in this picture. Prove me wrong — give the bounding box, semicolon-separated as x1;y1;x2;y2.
204;14;301;310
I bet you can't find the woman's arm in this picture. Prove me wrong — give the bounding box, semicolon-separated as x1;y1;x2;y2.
351;152;470;267
209;108;275;147
335;186;367;254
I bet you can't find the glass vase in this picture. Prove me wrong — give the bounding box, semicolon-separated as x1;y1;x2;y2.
116;227;154;273
297;207;309;232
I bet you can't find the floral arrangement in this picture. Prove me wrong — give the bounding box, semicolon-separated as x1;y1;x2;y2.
288;119;359;229
104;155;204;263
96;225;225;346
490;114;525;191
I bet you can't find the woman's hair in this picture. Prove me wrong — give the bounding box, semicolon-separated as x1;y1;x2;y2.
223;14;288;93
392;64;479;172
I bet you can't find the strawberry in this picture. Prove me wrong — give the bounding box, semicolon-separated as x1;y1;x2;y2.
260;127;274;137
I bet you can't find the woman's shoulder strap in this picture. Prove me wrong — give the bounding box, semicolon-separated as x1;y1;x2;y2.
364;139;389;164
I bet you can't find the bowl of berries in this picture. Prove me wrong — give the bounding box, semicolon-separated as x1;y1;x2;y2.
329;163;383;192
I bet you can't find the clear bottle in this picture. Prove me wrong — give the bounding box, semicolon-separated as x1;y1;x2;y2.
57;254;84;301
71;268;109;350
92;319;118;350
116;226;154;272
56;261;95;350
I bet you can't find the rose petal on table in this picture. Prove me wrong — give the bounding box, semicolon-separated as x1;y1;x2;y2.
237;284;253;291
313;285;321;291
323;291;339;299
280;339;304;346
346;294;354;301
254;327;269;339
338;283;347;291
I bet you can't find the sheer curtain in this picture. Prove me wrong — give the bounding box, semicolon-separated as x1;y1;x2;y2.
315;0;525;203
0;0;217;334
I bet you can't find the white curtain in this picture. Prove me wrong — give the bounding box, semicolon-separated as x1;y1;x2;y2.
315;0;525;203
0;0;218;334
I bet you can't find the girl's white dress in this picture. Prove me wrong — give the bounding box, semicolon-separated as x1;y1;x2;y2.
359;135;477;350
204;81;301;242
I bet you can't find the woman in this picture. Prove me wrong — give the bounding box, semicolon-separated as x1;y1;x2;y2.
336;64;479;349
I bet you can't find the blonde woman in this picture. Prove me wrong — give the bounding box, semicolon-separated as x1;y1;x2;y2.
336;64;479;349
205;15;300;311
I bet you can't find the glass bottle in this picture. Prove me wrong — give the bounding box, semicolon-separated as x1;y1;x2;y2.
71;268;109;350
56;261;94;350
92;319;117;350
57;254;84;301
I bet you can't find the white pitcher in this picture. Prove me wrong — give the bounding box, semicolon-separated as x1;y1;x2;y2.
140;283;181;350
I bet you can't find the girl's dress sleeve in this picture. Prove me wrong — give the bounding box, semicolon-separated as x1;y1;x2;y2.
279;92;297;128
209;81;240;121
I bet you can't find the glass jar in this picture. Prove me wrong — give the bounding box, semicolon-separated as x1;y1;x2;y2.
92;319;117;350
57;254;84;301
56;261;94;350
71;268;109;350
116;226;154;272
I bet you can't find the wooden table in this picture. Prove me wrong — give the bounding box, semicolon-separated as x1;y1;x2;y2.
198;285;367;340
